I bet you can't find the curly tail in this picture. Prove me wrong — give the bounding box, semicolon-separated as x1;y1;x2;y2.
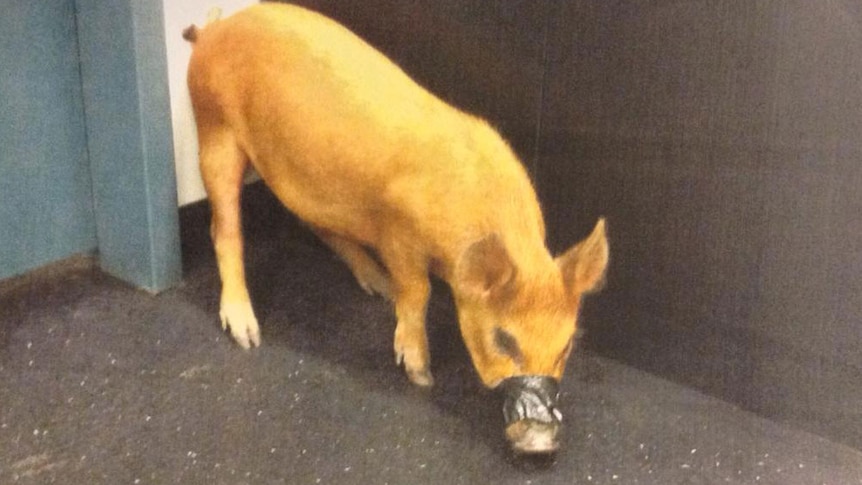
182;7;223;43
182;25;199;42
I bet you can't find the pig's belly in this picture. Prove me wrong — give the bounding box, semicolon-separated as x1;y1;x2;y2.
255;162;384;247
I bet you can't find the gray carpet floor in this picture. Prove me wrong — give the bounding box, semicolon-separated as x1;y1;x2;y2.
2;186;862;484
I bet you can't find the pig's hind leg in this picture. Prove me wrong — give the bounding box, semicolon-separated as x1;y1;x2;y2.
314;230;393;300
319;229;433;386
199;128;261;349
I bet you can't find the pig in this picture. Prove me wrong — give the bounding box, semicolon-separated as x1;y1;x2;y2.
183;3;609;454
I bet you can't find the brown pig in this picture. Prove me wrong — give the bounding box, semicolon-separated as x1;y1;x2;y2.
184;3;609;454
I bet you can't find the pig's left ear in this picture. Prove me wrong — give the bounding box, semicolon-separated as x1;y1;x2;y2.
455;233;517;300
556;218;609;296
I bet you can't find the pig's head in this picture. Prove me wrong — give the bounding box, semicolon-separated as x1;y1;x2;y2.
452;219;609;454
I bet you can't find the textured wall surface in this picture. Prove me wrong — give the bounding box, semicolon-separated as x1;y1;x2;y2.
76;0;181;291
1;0;181;290
535;1;862;448
0;0;96;279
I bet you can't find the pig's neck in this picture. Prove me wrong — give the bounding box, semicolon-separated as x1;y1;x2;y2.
437;118;556;284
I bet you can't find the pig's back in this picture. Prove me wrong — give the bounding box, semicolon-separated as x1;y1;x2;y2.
187;3;544;258
189;3;447;169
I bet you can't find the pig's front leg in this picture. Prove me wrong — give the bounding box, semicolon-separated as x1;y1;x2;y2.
384;252;434;387
393;278;433;387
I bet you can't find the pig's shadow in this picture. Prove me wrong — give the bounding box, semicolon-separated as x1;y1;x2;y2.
253;242;508;454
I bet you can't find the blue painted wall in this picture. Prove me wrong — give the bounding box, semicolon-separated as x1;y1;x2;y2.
0;0;97;279
0;0;181;291
76;0;181;291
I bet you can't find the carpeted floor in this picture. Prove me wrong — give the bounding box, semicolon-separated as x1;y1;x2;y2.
2;184;861;484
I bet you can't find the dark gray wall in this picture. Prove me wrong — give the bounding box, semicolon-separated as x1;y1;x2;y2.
281;1;862;448
537;1;862;449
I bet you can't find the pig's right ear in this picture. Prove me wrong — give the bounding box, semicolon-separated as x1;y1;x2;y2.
455;233;517;300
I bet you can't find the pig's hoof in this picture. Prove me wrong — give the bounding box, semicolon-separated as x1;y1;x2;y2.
356;271;393;300
406;367;435;387
395;347;434;387
219;301;261;349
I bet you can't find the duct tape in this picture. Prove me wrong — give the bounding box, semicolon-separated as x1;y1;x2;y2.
500;375;562;426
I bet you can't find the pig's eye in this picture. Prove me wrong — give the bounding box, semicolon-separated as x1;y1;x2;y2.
494;327;523;365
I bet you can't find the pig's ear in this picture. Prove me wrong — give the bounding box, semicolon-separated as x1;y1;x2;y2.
455;233;517;300
557;218;609;295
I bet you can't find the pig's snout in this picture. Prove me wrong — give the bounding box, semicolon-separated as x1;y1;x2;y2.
500;375;562;454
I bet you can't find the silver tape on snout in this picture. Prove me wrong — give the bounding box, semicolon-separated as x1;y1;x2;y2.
501;375;562;426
